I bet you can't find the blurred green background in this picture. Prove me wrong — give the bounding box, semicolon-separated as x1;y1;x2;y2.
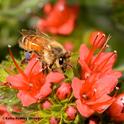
0;0;124;67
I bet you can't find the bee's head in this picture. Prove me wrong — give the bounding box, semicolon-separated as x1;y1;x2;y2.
58;52;71;71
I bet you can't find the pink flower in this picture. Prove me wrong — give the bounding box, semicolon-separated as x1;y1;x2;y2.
0;105;24;124
56;82;71;100
37;0;79;35
72;31;122;117
108;93;124;122
66;106;77;120
50;117;59;124
41;100;52;110
63;41;74;51
7;50;64;106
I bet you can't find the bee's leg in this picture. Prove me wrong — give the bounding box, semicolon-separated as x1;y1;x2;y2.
41;61;49;73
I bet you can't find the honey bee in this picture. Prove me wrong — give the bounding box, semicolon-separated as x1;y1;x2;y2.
19;29;70;72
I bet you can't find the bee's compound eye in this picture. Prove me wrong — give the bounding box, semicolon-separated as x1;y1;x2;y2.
59;57;64;65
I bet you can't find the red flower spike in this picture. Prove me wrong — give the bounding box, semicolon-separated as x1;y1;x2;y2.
37;0;79;35
89;31;107;49
108;93;124;122
56;82;71;100
7;50;64;106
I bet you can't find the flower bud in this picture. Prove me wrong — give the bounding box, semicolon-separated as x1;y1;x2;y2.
50;117;58;124
89;31;107;49
12;106;21;112
66;106;77;120
0;105;7;115
42;100;52;110
108;93;124;122
56;83;71;100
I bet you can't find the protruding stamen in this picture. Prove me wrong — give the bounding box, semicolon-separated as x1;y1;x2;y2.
93;51;117;72
91;35;111;70
8;47;27;80
28;60;39;80
89;31;107;49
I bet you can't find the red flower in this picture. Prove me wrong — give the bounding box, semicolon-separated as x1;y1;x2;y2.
66;106;77;120
72;31;122;117
7;50;64;106
0;105;24;124
108;93;124;122
56;82;71;100
37;0;79;35
79;31;120;79
72;72;121;117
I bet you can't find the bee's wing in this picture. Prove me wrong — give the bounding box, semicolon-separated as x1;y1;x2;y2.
20;29;36;36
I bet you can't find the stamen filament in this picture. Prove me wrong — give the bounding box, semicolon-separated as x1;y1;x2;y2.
8;47;27;80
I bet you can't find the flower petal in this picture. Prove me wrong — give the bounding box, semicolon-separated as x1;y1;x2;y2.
25;56;42;75
79;44;89;61
92;52;116;72
35;82;52;99
72;78;83;99
93;71;122;97
46;72;64;83
58;17;74;35
17;91;37;106
88;95;114;113
76;99;94;117
7;75;28;90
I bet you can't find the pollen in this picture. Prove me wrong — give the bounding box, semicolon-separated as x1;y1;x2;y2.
84;72;90;79
82;94;88;100
29;83;33;87
8;44;12;48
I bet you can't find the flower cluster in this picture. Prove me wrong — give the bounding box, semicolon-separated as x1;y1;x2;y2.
37;0;79;35
0;30;123;123
72;31;122;117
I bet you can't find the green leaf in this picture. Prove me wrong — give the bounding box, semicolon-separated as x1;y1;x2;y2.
38;119;49;124
51;104;63;112
38;110;51;118
65;68;74;81
0;65;8;82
